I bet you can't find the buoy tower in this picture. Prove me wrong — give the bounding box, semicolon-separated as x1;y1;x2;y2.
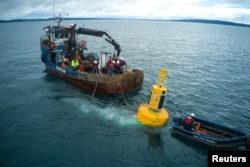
136;68;169;127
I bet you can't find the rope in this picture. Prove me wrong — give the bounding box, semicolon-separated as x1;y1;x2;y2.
85;75;138;112
117;81;136;110
117;81;128;105
91;72;98;98
88;76;137;111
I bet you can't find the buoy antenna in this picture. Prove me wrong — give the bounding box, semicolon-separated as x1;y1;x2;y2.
156;68;168;88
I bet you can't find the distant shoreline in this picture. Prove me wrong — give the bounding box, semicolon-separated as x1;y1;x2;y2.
0;18;249;27
169;19;250;28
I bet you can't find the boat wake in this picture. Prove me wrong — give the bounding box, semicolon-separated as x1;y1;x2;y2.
60;97;140;126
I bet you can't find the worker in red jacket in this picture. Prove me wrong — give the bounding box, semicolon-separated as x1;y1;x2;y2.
183;113;195;131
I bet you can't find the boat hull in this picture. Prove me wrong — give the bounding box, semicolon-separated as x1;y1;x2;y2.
45;64;143;94
170;116;248;149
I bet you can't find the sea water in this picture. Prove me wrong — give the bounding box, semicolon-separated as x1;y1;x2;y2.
0;20;250;167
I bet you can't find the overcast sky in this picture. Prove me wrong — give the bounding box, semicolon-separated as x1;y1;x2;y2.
0;0;250;24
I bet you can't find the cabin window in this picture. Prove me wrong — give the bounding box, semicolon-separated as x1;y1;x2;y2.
54;33;69;40
55;33;59;39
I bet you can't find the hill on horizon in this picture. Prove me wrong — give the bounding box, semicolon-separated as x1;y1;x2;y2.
170;19;250;27
0;18;249;28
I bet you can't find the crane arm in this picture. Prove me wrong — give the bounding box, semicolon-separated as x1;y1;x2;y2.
77;28;121;57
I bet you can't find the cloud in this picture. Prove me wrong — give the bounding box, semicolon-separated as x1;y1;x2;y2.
0;0;249;24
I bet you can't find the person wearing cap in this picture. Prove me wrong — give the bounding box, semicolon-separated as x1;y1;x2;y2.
113;60;122;74
92;60;99;74
183;113;196;131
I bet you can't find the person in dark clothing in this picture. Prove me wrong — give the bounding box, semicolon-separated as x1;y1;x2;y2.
119;57;127;68
113;60;122;74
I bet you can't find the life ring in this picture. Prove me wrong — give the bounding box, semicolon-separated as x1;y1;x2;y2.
51;43;57;50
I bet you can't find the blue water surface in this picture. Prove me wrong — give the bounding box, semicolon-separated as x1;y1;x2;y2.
0;20;250;167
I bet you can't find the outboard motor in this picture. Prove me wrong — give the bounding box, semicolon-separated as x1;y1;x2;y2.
173;115;182;123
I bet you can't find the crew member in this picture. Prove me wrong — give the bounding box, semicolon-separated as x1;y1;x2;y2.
113;60;122;74
119;57;127;68
71;58;79;71
61;53;70;68
107;56;114;76
93;60;99;74
183;113;195;131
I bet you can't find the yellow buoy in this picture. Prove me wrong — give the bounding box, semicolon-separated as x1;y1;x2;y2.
136;68;169;127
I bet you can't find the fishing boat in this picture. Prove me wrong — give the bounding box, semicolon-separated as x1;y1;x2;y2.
40;15;143;94
170;115;250;149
